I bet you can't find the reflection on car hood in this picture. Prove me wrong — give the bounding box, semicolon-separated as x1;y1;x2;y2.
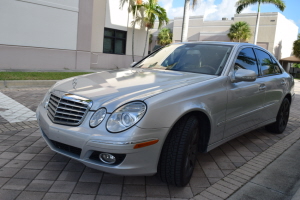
51;68;216;111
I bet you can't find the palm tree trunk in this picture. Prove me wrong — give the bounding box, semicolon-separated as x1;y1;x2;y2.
253;1;261;45
132;21;136;62
132;3;137;62
181;0;190;42
143;28;149;57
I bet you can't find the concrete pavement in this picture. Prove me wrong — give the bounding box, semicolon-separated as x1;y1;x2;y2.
228;130;300;200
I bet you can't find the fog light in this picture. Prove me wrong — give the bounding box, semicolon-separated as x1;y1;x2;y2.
99;153;116;164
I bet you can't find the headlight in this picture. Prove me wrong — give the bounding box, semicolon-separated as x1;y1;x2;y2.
90;108;106;128
107;102;147;133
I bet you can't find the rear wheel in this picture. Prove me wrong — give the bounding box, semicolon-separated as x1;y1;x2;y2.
265;98;290;134
157;115;199;186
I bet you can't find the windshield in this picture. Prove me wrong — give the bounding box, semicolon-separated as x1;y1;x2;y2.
135;43;233;75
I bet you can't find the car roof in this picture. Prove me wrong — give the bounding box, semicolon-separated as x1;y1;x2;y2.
173;41;257;48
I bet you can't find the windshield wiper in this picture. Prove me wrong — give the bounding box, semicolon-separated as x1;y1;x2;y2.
165;62;178;70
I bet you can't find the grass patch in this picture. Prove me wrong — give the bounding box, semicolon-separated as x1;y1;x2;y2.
0;72;92;80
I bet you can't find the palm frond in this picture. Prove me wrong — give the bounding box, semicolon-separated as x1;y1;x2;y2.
236;0;259;14
236;0;286;13
261;0;286;11
228;21;252;42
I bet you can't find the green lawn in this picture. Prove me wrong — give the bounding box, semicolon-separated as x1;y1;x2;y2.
0;72;92;80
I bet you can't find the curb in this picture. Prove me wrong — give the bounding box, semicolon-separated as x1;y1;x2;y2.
0;80;57;89
291;186;300;200
191;127;300;200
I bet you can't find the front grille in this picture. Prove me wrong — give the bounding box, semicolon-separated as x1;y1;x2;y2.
47;93;92;126
50;140;82;156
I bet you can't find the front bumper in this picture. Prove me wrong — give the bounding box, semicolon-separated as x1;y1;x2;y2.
36;104;169;176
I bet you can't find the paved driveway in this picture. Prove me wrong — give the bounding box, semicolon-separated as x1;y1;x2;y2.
0;81;299;200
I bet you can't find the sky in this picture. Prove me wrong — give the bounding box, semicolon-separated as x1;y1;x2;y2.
158;0;300;32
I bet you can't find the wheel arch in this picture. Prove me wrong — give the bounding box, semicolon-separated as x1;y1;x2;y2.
164;109;212;153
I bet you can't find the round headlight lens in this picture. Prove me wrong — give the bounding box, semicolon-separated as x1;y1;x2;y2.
107;102;147;133
90;108;106;128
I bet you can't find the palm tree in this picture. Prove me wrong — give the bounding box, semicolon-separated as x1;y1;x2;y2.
140;0;169;57
181;0;198;42
157;28;173;46
227;21;252;42
119;0;143;62
236;0;286;45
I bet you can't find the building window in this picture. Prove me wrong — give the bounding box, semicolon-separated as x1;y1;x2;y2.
103;28;127;55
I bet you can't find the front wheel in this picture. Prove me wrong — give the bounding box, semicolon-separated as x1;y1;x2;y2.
157;115;200;186
265;98;290;134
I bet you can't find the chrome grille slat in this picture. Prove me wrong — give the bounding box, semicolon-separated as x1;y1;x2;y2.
56;106;85;113
48;103;56;112
47;93;92;126
55;110;84;117
48;100;58;108
58;101;88;109
48;107;56;117
54;115;81;121
58;104;86;112
50;97;60;104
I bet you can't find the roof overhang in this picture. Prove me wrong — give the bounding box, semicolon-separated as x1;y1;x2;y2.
279;56;300;64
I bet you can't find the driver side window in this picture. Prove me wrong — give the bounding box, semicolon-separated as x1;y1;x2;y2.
235;48;259;75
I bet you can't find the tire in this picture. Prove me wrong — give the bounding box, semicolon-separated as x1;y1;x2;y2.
157;115;199;186
265;98;290;134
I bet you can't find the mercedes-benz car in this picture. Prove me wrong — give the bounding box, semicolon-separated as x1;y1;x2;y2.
36;42;294;186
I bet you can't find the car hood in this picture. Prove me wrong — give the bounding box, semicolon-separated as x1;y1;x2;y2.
51;68;216;112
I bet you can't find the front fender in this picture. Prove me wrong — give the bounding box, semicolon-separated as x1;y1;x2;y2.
137;76;229;144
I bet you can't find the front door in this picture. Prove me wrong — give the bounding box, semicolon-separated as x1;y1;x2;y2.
224;47;266;138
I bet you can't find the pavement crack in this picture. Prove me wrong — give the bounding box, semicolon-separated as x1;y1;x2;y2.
249;181;292;196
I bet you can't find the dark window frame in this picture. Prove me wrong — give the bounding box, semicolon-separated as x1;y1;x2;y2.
234;47;260;76
103;28;127;55
253;48;282;77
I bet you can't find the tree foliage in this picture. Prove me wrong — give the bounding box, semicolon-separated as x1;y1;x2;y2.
157;28;173;46
294;33;300;58
227;21;252;42
293;63;300;68
236;0;286;14
134;0;168;57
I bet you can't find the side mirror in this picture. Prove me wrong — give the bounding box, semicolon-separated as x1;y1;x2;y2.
130;62;137;67
234;69;257;82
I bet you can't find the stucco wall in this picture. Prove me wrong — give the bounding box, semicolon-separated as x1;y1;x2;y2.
0;0;79;50
0;44;77;70
274;13;299;59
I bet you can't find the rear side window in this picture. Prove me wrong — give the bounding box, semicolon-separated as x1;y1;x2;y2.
234;48;259;75
254;49;281;75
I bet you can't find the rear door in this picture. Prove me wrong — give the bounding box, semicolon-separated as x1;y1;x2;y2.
253;48;286;121
224;47;266;138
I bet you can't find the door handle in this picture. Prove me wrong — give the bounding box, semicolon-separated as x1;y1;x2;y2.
259;84;266;91
281;80;286;86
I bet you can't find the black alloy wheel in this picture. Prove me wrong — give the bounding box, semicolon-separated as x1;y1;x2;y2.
158;115;200;186
266;98;290;134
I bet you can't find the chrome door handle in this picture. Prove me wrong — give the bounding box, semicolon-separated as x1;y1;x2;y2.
281;80;286;85
259;84;266;91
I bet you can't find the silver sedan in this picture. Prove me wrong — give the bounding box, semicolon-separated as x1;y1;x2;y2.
36;42;295;186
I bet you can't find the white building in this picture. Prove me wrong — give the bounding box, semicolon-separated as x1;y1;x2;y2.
0;0;148;70
150;12;299;60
